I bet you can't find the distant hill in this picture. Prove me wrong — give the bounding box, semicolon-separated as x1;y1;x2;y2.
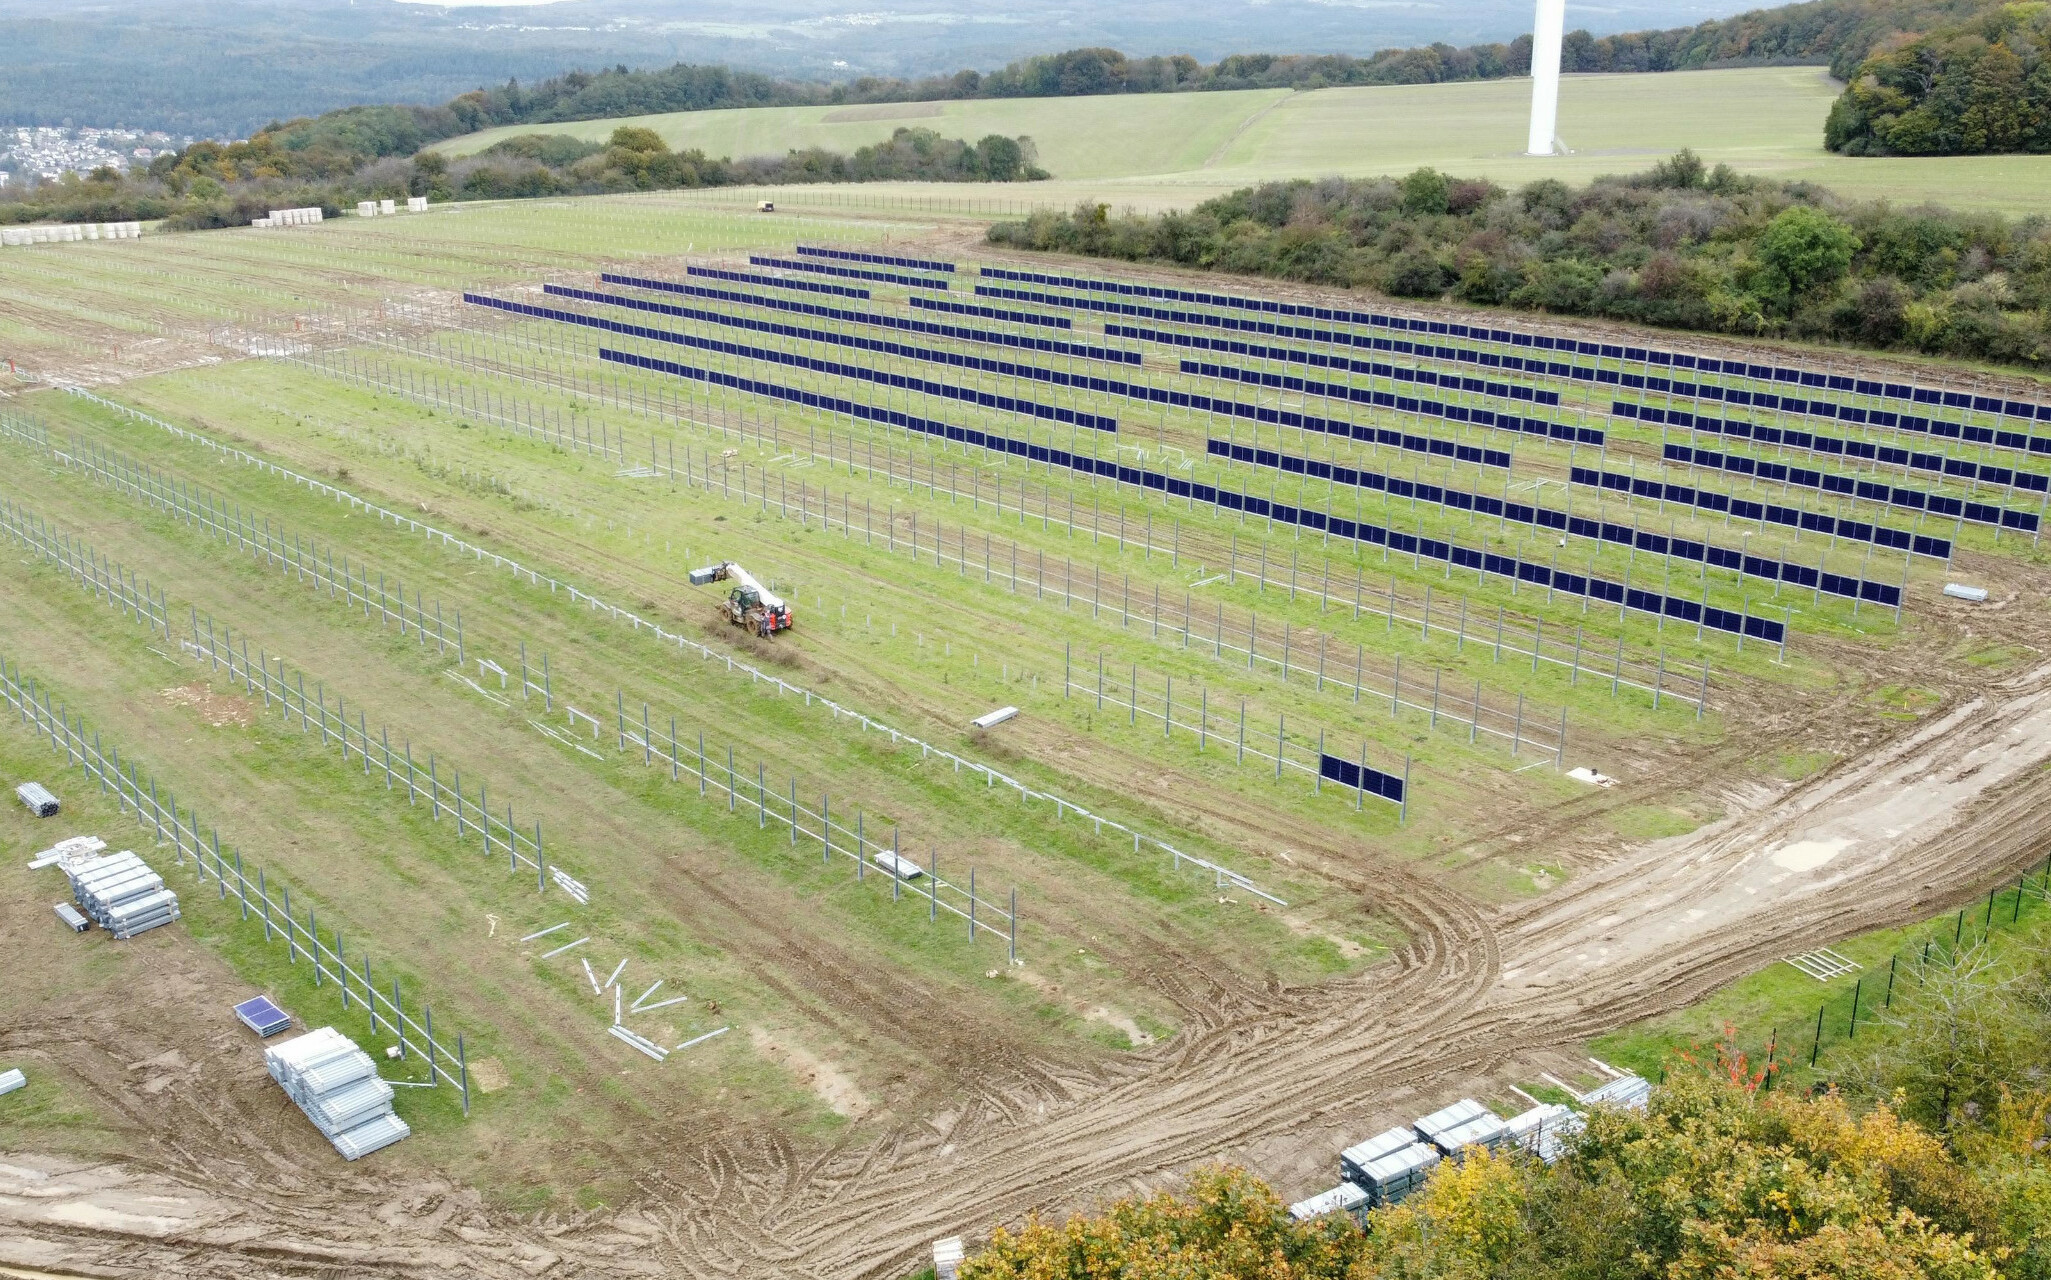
0;0;1810;139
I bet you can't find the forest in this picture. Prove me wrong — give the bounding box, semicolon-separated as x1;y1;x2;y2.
1827;2;2051;155
985;151;2051;369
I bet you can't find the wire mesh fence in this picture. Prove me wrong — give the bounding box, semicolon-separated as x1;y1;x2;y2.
0;653;475;1112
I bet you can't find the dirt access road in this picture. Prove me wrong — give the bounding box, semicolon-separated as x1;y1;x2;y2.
8;642;2051;1279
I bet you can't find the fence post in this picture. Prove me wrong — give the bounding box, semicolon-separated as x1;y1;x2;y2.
1810;1002;1825;1066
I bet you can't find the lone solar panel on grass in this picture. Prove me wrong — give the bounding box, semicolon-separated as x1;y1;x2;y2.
234;995;293;1038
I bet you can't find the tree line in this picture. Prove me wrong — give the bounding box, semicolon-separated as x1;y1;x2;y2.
0;126;1045;231
985;150;2051;369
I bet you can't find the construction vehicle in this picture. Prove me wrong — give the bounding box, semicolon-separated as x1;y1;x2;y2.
689;562;793;635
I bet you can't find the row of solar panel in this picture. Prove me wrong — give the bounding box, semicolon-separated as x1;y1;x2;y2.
568;280;1519;473
605;273;1123;362
686;264;869;299
796;244;956;274
1106;323;1566;407
558;285;1144;402
1571;463;1956;554
982;282;2040;453
1201;374;1967;550
470;293;1116;431
1183;360;1596;448
1626;402;2050;496
597;344;1791;642
751;255;948;290
1623;376;2051;448
908;294;1073;330
1659;444;2036;531
1614;402;2051;479
1319;753;1407;802
977;264;2048;422
1209;439;1936;590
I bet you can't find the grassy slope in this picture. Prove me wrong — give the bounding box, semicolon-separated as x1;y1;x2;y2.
436;68;2051;214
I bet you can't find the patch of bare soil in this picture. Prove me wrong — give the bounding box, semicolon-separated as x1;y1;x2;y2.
159;683;253;728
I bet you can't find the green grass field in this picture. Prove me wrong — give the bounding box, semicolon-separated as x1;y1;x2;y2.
437;67;2051;215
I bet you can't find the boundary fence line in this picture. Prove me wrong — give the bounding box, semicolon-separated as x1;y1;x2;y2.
0;413;462;654
283;333;1713;712
0;653;474;1111
61;386;1286;904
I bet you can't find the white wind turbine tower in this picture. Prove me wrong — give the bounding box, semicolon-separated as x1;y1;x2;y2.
1527;0;1568;155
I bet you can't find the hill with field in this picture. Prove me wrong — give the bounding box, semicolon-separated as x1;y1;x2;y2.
437;66;2051;214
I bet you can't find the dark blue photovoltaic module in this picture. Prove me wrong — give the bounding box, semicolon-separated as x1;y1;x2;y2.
233;995;292;1038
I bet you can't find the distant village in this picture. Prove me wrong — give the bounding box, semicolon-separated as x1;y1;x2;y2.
0;126;200;188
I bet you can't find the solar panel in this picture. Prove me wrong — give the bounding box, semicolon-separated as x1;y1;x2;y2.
234;995;293;1038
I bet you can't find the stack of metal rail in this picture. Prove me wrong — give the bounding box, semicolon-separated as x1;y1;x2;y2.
1339;1125;1441;1208
1414;1098;1511;1161
1584;1074;1652;1111
65;851;180;939
264;1027;410;1160
1505;1103;1582;1162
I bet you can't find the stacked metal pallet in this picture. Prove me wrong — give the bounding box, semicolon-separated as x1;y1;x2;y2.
1505;1102;1582;1163
1584;1073;1652;1111
65;851;180;938
1414;1098;1511;1160
1340;1125;1440;1209
15;781;59;817
265;1027;410;1160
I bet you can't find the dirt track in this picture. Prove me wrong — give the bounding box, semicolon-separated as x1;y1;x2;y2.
9;637;2051;1278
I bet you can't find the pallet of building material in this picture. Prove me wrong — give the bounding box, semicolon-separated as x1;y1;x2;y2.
1428;1111;1511;1160
1583;1074;1651;1111
264;1027;410;1159
1356;1143;1439;1205
15;782;59;817
0;1068;24;1097
1339;1125;1422;1188
53;902;89;933
1411;1098;1490;1146
1288;1182;1370;1224
1505;1103;1582;1163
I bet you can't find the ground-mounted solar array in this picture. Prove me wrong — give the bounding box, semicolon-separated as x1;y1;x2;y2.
4;192;2049;1279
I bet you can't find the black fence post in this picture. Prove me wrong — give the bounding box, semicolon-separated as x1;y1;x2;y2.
1884;954;1898;1009
1847;977;1863;1038
1810;1003;1826;1066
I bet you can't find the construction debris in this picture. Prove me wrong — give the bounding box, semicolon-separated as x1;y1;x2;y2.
15;781;59;817
933;1236;965;1280
28;834;104;870
265;1027;411;1160
971;706;1019;729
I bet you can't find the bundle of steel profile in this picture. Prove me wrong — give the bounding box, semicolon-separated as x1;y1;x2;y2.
66;850;180;938
265;1027;410;1159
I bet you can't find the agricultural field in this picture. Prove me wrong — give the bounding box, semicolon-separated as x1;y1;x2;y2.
439;67;2051;214
3;194;2051;1277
